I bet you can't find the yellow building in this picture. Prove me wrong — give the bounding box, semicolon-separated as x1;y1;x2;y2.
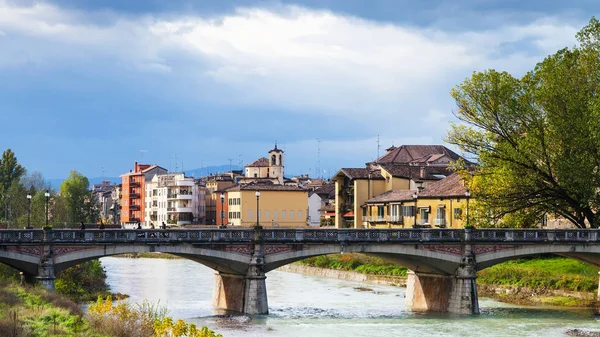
332;145;473;228
224;183;308;227
363;173;470;228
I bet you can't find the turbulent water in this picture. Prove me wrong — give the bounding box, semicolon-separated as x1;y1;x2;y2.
100;257;600;337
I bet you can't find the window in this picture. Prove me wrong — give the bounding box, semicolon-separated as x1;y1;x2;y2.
254;173;258;178
290;210;294;219
363;207;367;216
453;208;462;220
377;206;384;217
258;210;261;219
298;210;302;219
420;208;429;224
273;210;278;219
265;210;270;219
248;210;253;219
281;210;286;219
402;206;415;217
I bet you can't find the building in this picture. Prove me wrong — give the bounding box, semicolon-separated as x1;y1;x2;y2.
144;173;201;227
332;145;472;228
363;173;470;228
238;145;285;185
224;182;308;227
91;181;118;223
205;173;237;225
308;183;335;226
120;162;167;226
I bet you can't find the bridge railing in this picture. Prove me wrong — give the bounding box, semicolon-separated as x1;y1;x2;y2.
471;229;598;242
259;229;463;243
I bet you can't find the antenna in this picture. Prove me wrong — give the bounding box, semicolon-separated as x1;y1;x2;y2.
317;138;321;179
174;152;178;173
376;135;381;163
238;154;243;167
140;149;148;162
228;158;233;173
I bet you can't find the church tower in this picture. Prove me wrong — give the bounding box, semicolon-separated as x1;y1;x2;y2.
268;144;284;184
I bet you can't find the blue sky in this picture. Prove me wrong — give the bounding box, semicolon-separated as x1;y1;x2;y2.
0;0;595;180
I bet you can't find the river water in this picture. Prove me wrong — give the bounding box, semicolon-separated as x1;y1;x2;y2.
100;257;600;337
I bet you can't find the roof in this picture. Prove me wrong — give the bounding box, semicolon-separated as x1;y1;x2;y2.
375;145;466;165
225;182;306;192
319;204;335;212
246;157;269;167
365;189;415;203
417;173;467;198
311;183;335;199
335;168;384;180
142;165;167;173
379;164;451;180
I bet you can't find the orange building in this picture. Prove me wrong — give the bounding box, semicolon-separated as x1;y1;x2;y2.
215;190;229;227
121;162;167;225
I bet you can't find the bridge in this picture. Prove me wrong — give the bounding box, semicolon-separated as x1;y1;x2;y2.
1;227;599;315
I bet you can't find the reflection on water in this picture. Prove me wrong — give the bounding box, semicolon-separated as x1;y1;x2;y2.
100;257;600;337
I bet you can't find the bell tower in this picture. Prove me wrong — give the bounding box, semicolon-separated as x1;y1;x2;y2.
268;144;284;184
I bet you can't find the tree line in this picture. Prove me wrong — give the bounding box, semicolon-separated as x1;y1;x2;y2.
0;149;99;228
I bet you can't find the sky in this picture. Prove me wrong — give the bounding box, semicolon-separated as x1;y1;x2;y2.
0;0;596;180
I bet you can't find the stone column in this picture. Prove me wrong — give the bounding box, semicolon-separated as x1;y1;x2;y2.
448;254;479;314
244;243;268;314
36;245;55;291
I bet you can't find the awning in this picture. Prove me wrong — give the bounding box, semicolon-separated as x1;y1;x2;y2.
343;211;354;218
324;212;335;216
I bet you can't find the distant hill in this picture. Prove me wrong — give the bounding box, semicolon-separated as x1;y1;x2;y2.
47;165;241;190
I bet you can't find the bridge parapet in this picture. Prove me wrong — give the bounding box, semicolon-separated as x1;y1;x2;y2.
472;229;598;243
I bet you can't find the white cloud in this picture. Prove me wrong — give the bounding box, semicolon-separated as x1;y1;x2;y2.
0;1;585;171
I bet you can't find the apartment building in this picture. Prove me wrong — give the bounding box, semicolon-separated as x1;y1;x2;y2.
120;162;167;226
144;173;200;227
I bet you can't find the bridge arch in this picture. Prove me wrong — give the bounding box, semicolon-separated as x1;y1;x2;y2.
476;244;600;270
53;245;252;275
0;250;40;275
263;244;463;274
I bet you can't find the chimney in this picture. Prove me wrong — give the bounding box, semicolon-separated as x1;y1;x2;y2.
420;167;424;178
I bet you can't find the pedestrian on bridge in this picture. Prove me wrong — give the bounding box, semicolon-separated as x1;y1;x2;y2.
79;222;85;230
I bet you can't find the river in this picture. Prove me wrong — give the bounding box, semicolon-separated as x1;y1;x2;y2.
100;257;600;337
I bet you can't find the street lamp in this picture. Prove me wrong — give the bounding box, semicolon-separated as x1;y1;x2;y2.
412;192;418;227
465;191;471;227
44;190;50;227
255;190;260;228
27;193;32;229
220;193;225;228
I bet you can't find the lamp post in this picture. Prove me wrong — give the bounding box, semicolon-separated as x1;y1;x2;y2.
220;193;225;228
27;193;32;229
465;191;471;227
255;190;260;228
44;190;50;227
412;192;418;227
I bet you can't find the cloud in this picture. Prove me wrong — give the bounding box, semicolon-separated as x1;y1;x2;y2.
0;0;586;175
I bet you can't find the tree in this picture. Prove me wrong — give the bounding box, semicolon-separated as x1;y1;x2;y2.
60;170;97;224
0;149;26;223
447;18;600;228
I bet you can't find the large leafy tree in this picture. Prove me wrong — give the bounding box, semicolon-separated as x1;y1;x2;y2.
60;170;97;224
447;18;600;228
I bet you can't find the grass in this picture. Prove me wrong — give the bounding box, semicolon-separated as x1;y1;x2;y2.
298;253;408;276
477;257;600;292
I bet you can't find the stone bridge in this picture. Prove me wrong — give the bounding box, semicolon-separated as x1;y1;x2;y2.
2;227;600;315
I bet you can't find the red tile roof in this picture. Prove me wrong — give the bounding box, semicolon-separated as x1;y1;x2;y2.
335;168;384;180
417;173;467;198
375;145;466;165
366;189;415;203
246;157;269;167
225;182;306;192
379;164;451;180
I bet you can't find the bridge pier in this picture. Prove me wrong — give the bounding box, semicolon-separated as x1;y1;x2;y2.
212;243;268;315
36;246;55;291
405;255;479;314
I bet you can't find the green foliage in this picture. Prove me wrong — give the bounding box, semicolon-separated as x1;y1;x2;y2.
447;18;600;228
478;257;600;292
60;170;98;224
300;253;408;276
55;260;110;302
0;149;26;226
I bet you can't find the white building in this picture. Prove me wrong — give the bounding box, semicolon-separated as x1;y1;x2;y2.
145;173;200;227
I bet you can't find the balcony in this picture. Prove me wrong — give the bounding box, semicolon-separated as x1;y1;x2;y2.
129;217;140;222
129;182;140;187
130;205;140;211
130;193;140;199
389;215;403;224
167;207;193;213
362;216;388;222
434;218;447;228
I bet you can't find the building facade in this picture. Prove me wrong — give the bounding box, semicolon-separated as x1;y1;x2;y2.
224;183;308;227
120;162;167;225
144;173;200;227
